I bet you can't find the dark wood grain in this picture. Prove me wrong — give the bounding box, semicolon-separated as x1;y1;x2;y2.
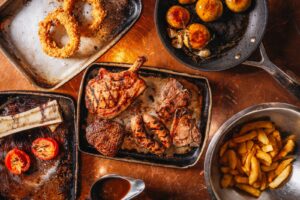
0;0;299;199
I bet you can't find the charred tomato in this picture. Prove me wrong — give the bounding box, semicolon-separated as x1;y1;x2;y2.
32;138;59;160
5;148;31;175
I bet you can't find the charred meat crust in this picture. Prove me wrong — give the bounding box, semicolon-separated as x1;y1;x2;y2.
142;114;171;148
130;115;165;155
86;119;125;157
156;78;191;120
170;108;201;148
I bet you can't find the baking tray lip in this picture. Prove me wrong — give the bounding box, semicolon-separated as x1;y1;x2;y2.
77;62;212;169
0;90;79;200
0;0;142;91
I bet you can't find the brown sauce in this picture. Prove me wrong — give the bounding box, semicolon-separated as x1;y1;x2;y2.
94;178;130;200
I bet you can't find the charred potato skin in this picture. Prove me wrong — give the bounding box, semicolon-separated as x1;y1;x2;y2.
225;0;252;13
196;0;223;22
166;5;191;29
178;0;197;4
184;23;211;49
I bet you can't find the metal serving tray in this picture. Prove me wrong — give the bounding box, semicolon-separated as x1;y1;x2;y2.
0;0;142;90
77;62;212;168
0;91;78;200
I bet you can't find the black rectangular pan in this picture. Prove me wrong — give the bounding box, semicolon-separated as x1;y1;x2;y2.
0;91;78;200
77;62;212;168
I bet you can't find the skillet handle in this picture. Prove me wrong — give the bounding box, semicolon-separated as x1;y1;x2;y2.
243;44;300;100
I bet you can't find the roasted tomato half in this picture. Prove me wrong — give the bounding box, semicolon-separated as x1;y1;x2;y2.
5;148;31;175
31;138;59;161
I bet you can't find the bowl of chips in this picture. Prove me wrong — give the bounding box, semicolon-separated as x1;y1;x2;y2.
204;103;299;200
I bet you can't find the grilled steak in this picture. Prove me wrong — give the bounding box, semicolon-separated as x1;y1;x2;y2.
156;78;191;120
170;108;201;148
130;115;165;155
86;119;124;157
142;114;171;148
85;57;147;119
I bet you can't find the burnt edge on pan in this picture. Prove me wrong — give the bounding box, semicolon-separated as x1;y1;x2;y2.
0;91;78;200
0;0;142;90
77;63;211;168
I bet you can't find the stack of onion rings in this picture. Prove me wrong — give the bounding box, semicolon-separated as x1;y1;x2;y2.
38;0;106;58
38;8;80;58
64;0;107;37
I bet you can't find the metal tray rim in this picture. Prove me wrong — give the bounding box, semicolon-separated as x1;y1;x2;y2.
0;0;142;90
77;62;212;169
0;90;79;200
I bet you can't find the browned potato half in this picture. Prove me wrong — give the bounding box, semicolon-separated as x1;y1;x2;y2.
178;0;196;4
196;0;223;22
183;23;211;49
166;5;190;29
269;165;292;189
235;184;261;197
227;150;237;170
225;0;252;13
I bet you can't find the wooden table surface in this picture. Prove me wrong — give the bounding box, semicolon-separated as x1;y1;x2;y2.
0;0;300;199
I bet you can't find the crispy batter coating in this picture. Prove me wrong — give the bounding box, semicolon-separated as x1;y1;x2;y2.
38;8;80;58
63;0;107;37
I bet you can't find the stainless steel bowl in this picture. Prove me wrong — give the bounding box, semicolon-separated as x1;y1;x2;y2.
204;103;300;200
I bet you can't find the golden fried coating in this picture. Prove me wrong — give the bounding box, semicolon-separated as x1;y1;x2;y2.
63;0;107;37
38;8;80;58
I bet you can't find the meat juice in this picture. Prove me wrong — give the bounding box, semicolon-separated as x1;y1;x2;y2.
95;178;130;200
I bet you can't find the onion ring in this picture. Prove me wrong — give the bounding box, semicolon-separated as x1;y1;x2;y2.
63;0;106;37
38;8;80;58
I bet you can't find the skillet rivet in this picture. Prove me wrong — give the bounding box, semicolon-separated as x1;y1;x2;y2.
250;37;256;43
235;54;241;60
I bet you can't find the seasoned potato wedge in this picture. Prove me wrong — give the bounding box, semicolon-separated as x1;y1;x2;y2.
269;165;292;189
235;184;261;197
218;120;296;197
239;121;274;135
233;131;257;143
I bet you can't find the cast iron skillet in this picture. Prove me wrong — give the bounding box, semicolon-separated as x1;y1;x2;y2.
155;0;300;100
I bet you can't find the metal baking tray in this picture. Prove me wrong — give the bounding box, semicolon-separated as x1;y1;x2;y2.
77;62;212;168
0;91;78;200
0;0;142;90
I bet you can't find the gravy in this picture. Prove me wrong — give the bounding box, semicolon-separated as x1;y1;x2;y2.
94;178;130;200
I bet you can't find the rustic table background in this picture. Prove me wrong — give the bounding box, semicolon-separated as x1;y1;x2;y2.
0;0;300;199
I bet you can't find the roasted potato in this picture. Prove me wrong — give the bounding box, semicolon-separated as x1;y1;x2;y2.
221;174;233;188
275;139;295;161
225;0;252;13
166;6;190;29
256;150;272;166
178;0;196;4
196;0;223;22
258;129;269;145
183;23;211;49
233;130;257;143
249;156;260;185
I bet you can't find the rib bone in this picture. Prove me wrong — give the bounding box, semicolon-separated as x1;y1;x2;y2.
0;100;63;138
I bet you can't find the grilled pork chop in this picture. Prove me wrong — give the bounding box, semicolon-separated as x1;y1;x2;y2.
85;57;147;119
142;114;171;148
130;115;165;155
170;108;201;148
156;78;191;120
86;119;124;157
